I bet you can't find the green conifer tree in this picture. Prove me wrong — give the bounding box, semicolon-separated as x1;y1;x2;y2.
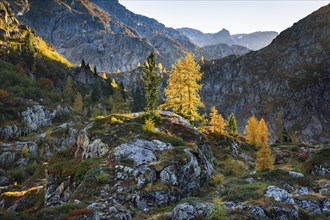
226;113;238;134
142;52;162;113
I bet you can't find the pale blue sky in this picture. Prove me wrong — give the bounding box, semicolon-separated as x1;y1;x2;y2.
119;0;328;34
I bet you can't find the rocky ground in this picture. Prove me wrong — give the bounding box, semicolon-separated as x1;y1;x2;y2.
0;104;329;220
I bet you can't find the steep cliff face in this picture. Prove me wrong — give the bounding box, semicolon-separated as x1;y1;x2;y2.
8;0;203;72
201;4;330;143
178;27;278;50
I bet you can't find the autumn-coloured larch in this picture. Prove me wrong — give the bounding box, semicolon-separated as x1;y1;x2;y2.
209;106;226;134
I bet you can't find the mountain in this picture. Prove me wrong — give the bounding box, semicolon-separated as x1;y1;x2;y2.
201;4;330;143
232;31;279;51
202;43;251;60
178;27;278;50
178;27;234;47
0;0;72;102
8;0;202;72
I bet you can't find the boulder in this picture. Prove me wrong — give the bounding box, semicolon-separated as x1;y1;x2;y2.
0;152;15;169
265;186;295;204
167;202;214;220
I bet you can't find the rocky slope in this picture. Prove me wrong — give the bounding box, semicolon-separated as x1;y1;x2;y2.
178;27;278;50
201;4;330;143
0;108;329;219
7;0;203;72
202;43;251;60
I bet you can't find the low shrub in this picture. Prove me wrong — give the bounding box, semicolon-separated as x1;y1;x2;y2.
207;197;227;220
95;173;109;184
143;118;156;132
222;180;267;201
6;167;26;183
67;208;94;220
222;156;247;176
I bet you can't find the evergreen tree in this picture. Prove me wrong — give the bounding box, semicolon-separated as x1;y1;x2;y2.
226;113;238;134
256;118;269;147
94;66;97;74
161;53;204;122
142;52;162;112
282;127;292;143
275;112;284;144
81;59;86;68
24;31;34;54
64;76;75;102
91;84;100;103
256;145;274;171
119;81;127;101
74;92;83;113
23;31;35;69
245;116;259;145
209;106;225;134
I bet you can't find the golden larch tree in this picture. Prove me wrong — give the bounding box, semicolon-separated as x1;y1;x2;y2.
256;145;274;171
161;53;204;122
245;116;259;145
209;106;226;134
256;118;269;147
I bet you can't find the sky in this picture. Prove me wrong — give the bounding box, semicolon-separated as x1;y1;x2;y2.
119;0;329;34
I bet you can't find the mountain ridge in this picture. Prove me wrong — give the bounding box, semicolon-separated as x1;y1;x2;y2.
178;27;278;50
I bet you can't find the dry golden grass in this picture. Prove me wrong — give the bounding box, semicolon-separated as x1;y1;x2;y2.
4;185;44;197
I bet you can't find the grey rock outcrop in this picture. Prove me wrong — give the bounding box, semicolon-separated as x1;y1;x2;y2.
0;105;71;140
265;186;295;204
0;152;15;169
45;174;76;206
76;132;109;160
167;202;214;220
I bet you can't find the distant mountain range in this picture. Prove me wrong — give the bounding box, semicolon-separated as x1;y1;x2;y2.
7;0;266;71
177;28;278;50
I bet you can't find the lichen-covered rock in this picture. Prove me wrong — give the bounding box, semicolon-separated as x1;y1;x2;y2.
288;171;304;178
312;165;330;176
167;202;214;220
75;132;109;159
265;186;295;204
0;105;71;140
225;202;267;218
45;174;76;206
0;152;15;169
295;187;310;195
268;205;299;220
294;198;330;215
